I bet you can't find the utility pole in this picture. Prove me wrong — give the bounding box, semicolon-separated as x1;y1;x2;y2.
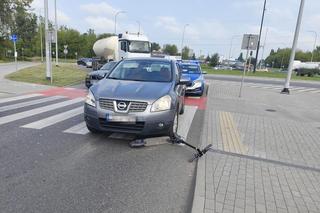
259;28;268;69
181;24;189;58
253;0;267;73
308;30;317;62
54;0;59;66
281;0;305;94
44;0;51;80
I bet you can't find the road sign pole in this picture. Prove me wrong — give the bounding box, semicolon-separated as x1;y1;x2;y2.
14;40;17;72
281;0;305;94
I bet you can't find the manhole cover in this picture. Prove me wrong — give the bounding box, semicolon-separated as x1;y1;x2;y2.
266;109;277;112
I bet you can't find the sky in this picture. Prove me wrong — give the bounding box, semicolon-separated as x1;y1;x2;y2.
31;0;320;59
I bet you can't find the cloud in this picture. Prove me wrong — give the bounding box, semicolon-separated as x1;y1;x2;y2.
155;16;181;35
84;16;115;32
80;2;117;17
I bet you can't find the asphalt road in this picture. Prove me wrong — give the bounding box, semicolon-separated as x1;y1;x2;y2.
0;89;205;213
205;74;320;89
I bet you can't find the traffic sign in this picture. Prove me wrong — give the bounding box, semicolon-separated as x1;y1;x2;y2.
241;34;259;50
63;49;68;55
9;34;18;42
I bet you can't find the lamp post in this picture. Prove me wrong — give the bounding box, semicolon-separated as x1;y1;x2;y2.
282;0;305;94
54;0;59;66
136;21;141;34
114;11;126;34
228;35;241;64
307;30;317;62
44;0;51;80
253;0;267;73
181;24;189;58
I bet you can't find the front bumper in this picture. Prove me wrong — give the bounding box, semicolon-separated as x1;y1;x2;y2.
186;83;204;95
84;103;175;137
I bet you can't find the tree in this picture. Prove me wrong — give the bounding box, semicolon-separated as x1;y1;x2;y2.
96;33;113;40
237;53;244;62
0;0;33;37
163;44;178;55
151;42;161;52
205;55;210;63
191;53;196;60
210;53;219;67
181;46;190;60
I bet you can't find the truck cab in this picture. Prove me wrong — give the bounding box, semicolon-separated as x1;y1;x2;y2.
118;32;151;59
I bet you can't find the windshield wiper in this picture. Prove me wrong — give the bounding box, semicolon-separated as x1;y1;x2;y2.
108;77;120;80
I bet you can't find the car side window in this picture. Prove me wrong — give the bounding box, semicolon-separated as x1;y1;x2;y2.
176;63;182;81
120;41;127;52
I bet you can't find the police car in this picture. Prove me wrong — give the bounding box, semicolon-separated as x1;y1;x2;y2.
179;60;205;96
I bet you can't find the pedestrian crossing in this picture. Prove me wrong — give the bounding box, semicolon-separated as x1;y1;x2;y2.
0;93;198;140
213;80;320;94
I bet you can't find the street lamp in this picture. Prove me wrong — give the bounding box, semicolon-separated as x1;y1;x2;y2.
282;0;305;94
228;35;241;63
181;24;189;57
307;30;317;62
114;11;126;34
54;0;59;66
254;0;267;73
136;21;141;34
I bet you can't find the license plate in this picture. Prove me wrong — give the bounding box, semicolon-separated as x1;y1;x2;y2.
106;114;136;123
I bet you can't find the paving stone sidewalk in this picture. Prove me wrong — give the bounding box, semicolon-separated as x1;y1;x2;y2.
192;80;320;213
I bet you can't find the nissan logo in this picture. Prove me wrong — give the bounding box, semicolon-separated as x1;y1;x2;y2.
117;102;127;110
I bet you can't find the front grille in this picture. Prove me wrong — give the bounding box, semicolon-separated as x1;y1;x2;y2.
99;99;148;112
129;102;148;112
99;118;145;133
99;99;114;111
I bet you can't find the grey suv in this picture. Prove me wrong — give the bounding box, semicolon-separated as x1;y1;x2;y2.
84;58;186;138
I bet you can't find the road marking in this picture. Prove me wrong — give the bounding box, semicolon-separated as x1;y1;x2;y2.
0;96;64;112
219;111;248;155
0;94;42;104
295;88;319;93
63;122;89;135
22;106;83;129
178;105;198;139
0;98;83;126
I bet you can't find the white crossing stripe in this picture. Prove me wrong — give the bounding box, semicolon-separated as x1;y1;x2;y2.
0;97;83;126
0;96;64;112
63;122;89;135
295;88;319;93
0;94;42;104
22;106;83;129
177;105;198;139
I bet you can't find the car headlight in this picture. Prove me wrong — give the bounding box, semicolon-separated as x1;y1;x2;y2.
151;95;172;112
193;80;203;88
85;90;96;107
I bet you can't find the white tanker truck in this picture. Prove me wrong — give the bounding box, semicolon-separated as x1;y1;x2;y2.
92;32;151;70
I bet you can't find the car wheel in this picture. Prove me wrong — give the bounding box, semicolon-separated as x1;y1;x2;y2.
169;110;179;138
86;125;102;134
179;103;185;115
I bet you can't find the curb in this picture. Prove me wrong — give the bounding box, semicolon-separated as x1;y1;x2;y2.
191;87;210;213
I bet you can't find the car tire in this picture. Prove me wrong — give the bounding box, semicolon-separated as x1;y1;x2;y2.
169;110;179;139
179;103;185;115
86;125;102;134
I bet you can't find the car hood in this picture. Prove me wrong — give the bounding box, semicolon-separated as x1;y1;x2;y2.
91;79;173;104
182;73;203;82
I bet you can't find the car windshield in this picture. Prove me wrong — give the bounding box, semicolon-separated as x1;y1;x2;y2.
108;60;172;82
181;64;201;74
128;41;150;53
100;62;117;70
